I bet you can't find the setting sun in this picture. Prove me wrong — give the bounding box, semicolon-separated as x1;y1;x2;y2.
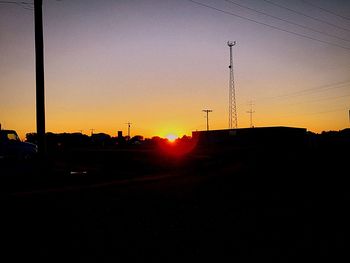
165;134;178;142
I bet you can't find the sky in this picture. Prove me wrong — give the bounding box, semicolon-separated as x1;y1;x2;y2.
1;0;350;139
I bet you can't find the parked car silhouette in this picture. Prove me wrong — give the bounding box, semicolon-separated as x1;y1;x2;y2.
0;130;37;160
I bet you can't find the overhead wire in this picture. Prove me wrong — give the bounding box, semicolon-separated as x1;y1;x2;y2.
304;107;348;116
300;0;350;22
0;0;26;3
0;1;33;10
187;0;350;119
287;93;350;106
186;0;350;51
247;80;349;118
224;0;350;43
283;107;348;117
255;81;350;106
0;1;32;6
261;0;350;33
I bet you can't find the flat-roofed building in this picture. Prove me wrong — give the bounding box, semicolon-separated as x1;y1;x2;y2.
192;126;307;151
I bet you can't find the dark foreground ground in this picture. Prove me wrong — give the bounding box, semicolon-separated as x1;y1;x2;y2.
0;144;348;262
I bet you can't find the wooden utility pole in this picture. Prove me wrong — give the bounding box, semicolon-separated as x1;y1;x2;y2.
202;109;213;131
34;0;46;156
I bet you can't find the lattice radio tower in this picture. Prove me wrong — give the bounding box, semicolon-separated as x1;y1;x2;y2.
227;41;237;129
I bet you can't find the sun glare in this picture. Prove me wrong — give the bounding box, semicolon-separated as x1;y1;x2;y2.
165;133;178;142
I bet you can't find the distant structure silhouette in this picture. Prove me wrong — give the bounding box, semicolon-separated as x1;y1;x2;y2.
227;41;238;129
247;101;255;128
125;122;132;140
202;109;213;131
192;126;307;150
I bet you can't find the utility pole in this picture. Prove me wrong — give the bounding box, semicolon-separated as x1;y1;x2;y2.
202;109;213;131
125;122;132;140
34;0;46;156
227;41;238;129
247;101;255;128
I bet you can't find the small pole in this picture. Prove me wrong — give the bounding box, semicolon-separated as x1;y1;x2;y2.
202;109;213;131
247;101;255;128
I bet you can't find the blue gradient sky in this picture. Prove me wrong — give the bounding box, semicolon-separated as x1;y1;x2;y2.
1;0;350;138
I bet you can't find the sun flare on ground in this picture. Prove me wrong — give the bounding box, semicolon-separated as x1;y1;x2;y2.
165;133;178;142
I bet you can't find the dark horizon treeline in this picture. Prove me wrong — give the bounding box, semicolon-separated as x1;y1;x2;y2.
307;128;350;150
24;128;350;153
25;132;192;152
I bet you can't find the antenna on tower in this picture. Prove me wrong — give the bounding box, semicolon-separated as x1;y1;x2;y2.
227;41;238;129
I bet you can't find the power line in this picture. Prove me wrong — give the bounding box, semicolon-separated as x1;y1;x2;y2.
261;0;350;33
0;1;33;10
186;0;350;51
224;0;350;43
300;0;350;22
0;0;61;10
258;81;350;102
276;82;350;98
293;93;350;104
298;107;348;116
0;1;33;6
271;93;350;109
0;1;30;3
271;107;348;120
252;82;350;114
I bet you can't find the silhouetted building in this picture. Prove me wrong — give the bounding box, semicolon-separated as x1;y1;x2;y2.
192;126;307;150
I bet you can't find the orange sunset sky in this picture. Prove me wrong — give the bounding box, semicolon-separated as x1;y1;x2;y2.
1;0;350;139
